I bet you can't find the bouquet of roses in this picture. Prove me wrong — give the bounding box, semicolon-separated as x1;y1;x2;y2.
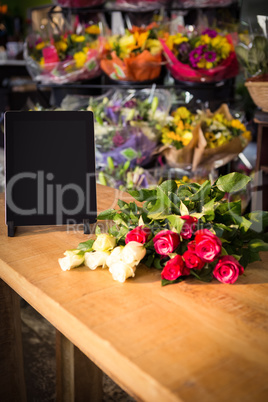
25;22;103;84
160;28;239;82
192;103;251;170
157;106;199;167
59;172;268;285
100;23;163;82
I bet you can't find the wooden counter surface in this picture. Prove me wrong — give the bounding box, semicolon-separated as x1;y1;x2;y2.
0;184;268;402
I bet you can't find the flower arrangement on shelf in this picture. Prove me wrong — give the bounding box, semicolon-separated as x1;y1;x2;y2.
160;28;239;82
87;88;172;167
59;172;268;285
100;23;163;82
98;157;157;191
157;103;251;170
25;23;103;84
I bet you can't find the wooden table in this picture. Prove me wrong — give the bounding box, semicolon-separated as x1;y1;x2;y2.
0;184;268;402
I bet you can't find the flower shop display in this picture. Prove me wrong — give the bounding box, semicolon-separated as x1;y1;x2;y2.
98;157;157;191
55;0;105;7
100;23;163;82
25;22;103;85
86;88;172;167
157;106;199;167
192;103;251;170
160;28;239;82
59;172;268;286
111;0;171;11
236;35;268;112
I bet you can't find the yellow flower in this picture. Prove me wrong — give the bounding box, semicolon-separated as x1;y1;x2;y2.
145;39;162;55
180;131;193;146
36;41;46;50
243;131;252;141
71;34;85;43
200;34;212;45
73;51;87;68
134;31;149;49
85;25;100;35
39;57;44;66
174;106;191;120
230;119;246;131
55;40;68;53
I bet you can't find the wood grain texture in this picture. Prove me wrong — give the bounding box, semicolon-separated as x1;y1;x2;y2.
0;184;268;402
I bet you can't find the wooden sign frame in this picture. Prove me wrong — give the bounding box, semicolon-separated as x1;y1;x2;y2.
4;111;97;236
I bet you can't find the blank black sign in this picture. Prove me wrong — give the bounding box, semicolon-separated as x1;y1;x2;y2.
5;111;97;235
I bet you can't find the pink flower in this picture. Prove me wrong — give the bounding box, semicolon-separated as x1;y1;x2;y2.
153;230;180;256
183;250;205;270
125;226;151;245
213;255;244;284
180;215;198;239
194;229;222;262
161;255;190;281
42;45;59;65
187;240;196;252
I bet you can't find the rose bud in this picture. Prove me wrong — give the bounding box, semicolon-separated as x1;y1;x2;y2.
125;226;151;244
183;250;205;270
161;255;190;281
194;229;222;262
92;233;116;252
180;215;198;239
58;249;84;271
213;255;244;284
84;250;110;270
153;230;180;256
106;246;124;268
109;261;136;283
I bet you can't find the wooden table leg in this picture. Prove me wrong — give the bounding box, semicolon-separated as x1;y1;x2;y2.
0;279;27;402
56;330;103;402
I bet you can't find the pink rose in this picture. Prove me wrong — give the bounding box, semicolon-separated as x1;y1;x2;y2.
187;240;196;252
180;215;198;239
213;255;244;284
42;45;59;65
183;250;205;270
161;255;190;281
125;226;151;245
153;230;180;256
194;229;222;262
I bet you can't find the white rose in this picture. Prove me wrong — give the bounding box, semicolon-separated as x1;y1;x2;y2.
84;250;110;270
109;261;136;283
58;250;84;271
93;233;116;252
122;241;146;266
106;246;124;268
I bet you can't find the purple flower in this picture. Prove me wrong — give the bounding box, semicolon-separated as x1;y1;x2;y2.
204;51;217;62
201;29;218;38
124;100;136;108
113;133;125;147
189;48;202;68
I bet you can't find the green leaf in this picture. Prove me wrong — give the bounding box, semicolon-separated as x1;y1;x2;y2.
77;239;95;252
216;173;251;193
117;199;129;209
154;257;164;270
246;211;268;233
248;239;268;252
166;215;185;233
97;209;117;220
189;180;211;202
128;188;156;202
161;277;184;286
159;180;178;195
95;225;102;235
191;267;213;282
147;186;179;220
180;201;189;216
202;198;215;220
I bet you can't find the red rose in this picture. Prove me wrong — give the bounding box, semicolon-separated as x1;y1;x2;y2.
183;250;205;270
180;215;198;239
213;255;244;284
153;230;180;256
161;255;190;281
194;229;222;262
125;226;151;244
187;240;196;252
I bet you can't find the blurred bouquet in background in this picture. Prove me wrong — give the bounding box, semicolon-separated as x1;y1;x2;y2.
112;0;172;10
98;157;157;191
100;23;163;81
161;28;239;82
25;21;103;84
86;88;172;167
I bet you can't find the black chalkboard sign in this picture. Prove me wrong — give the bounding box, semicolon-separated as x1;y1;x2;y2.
4;111;97;236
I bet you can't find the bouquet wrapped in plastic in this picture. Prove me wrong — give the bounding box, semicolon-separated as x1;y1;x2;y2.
54;0;104;6
100;23;163;82
24;23;104;85
161;28;239;82
111;0;172;10
88;87;172;167
192;104;251;170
